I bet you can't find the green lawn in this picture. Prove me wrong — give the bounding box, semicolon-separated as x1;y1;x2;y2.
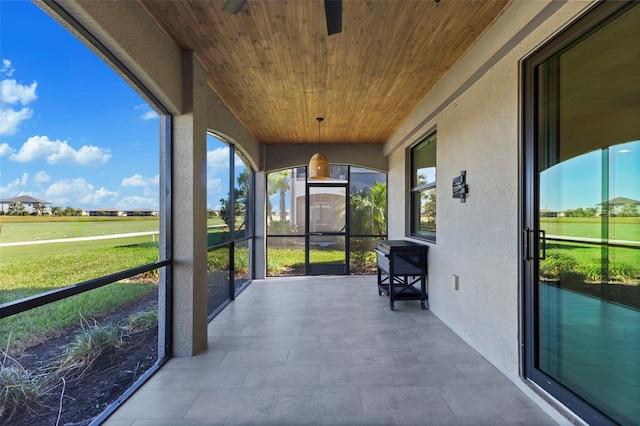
0;243;159;303
0;217;161;351
1;280;155;351
0;216;159;243
0;216;238;351
541;217;640;241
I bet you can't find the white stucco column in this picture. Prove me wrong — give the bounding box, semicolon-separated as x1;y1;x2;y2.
171;51;208;357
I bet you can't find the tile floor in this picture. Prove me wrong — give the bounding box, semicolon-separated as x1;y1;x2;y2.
104;275;557;425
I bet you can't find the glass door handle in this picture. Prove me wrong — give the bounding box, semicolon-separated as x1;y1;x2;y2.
523;228;534;260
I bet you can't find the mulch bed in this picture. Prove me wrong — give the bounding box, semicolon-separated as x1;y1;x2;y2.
1;291;158;426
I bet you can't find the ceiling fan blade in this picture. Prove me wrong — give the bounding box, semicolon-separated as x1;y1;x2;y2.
222;0;247;14
324;0;342;35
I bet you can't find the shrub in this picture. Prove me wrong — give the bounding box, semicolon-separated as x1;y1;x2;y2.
0;366;49;419
575;262;604;282
609;261;639;282
58;320;121;378
540;250;578;279
124;309;157;333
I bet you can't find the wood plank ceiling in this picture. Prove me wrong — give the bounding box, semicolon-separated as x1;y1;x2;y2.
139;0;511;145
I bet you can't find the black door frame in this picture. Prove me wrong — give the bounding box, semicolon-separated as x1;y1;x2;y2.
520;2;632;425
305;181;349;275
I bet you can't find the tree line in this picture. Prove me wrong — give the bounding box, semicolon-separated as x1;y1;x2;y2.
1;202;82;216
563;204;639;217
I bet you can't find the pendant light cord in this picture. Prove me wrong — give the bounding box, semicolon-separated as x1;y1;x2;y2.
316;117;324;154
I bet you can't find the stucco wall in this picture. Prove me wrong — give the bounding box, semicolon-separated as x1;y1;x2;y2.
385;1;596;423
206;90;261;172
264;143;386;173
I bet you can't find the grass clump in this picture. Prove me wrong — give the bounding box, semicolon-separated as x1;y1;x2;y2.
124;309;158;333
0;366;52;420
609;261;639;282
0;335;57;421
58;320;122;378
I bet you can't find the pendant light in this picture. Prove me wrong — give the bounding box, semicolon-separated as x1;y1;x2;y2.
308;117;330;179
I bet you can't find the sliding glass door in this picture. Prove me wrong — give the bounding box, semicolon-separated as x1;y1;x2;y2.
522;3;640;425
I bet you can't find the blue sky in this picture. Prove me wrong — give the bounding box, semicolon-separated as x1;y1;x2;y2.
0;1;232;211
540;140;639;211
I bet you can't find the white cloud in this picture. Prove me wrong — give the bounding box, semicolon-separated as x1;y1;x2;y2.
0;106;33;136
45;177;118;206
141;110;158;120
0;62;37;136
134;103;158;121
116;196;157;210
1;79;38;105
9;135;111;166
0;142;16;156
1;59;15;77
79;187;119;205
207;177;223;195
207;147;229;170
121;173;158;187
33;171;50;184
0;173;29;196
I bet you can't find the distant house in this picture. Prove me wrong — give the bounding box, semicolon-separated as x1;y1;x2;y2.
539;209;558;218
82;208;121;217
597;197;640;216
123;209;158;217
0;195;51;215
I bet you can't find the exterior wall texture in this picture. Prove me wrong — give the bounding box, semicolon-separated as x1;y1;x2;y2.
385;1;597;423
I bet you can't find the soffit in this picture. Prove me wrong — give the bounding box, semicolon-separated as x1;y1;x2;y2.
139;0;511;144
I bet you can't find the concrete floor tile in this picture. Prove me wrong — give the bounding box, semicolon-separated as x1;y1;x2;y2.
103;420;134;426
287;348;353;365
350;348;421;365
319;415;416;425
224;416;318;425
219;349;289;367
184;389;278;419
240;325;295;337
131;420;225;426
441;385;543;417
409;415;508;425
360;386;454;416
388;363;470;387
275;386;362;417
502;413;557;425
243;365;319;388
164;366;250;390
411;346;485;366
319;364;395;387
108;390;200;420
456;361;512;386
161;351;227;370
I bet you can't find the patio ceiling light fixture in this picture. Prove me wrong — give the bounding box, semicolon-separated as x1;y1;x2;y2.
309;117;330;180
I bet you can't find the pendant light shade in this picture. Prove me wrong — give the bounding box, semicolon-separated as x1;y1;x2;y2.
309;152;331;180
309;117;330;179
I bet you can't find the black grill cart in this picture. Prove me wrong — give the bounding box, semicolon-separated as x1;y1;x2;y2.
375;240;429;310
